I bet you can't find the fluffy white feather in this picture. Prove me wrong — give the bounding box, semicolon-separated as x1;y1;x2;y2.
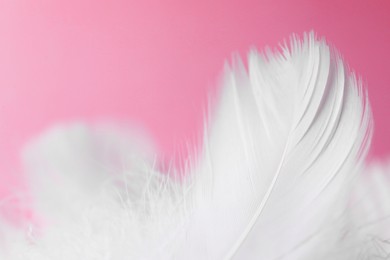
2;32;374;259
22;123;157;221
4;123;185;259
172;32;372;260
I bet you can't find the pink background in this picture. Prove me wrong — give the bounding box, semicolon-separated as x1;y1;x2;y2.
0;0;389;219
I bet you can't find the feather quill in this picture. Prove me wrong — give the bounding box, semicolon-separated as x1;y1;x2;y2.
2;32;373;259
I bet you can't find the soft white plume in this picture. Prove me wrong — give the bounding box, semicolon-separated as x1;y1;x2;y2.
1;32;377;259
22;123;157;221
172;32;372;260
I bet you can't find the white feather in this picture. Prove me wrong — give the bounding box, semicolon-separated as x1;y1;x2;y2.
22;123;157;220
172;32;372;260
2;32;373;259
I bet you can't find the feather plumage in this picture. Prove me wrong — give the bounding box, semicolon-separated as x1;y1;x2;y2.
1;32;375;259
172;32;372;260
